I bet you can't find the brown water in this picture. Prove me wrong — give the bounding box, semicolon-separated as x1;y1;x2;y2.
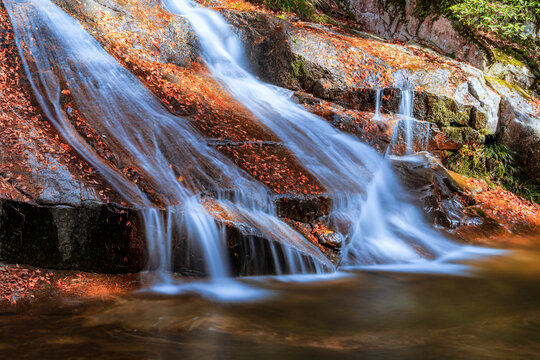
1;251;540;360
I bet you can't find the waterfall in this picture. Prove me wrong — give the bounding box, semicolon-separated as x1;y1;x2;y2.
3;0;334;291
387;87;433;155
373;88;382;121
398;89;415;154
161;0;460;265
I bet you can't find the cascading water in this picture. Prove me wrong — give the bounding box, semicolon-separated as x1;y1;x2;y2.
161;0;461;265
373;88;382;121
398;88;415;154
3;0;334;295
386;87;432;155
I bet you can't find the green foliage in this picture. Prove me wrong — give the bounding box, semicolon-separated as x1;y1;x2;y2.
415;0;539;43
447;143;540;203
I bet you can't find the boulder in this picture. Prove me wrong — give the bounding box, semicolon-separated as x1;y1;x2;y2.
347;0;488;70
0;198;144;272
490;80;540;182
55;0;201;67
221;9;501;136
1;3;145;272
391;153;478;229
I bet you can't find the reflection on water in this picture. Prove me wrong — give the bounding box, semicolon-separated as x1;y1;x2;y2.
1;250;540;359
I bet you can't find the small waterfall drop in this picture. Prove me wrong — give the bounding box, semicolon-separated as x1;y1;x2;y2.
3;0;334;294
398;88;415;154
162;0;460;265
388;87;432;155
373;88;383;121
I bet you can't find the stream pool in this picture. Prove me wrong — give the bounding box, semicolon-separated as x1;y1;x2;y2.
1;250;540;359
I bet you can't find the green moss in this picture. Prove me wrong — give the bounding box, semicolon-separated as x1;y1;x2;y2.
486;76;532;100
426;97;470;127
247;0;353;23
467;206;489;219
386;0;406;12
414;0;444;22
414;0;539;44
443;127;482;145
290;56;309;82
252;0;316;19
312;13;336;25
506;46;540;82
446;143;540;203
492;48;526;68
447;144;490;179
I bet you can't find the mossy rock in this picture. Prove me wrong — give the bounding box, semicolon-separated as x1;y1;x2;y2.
492;48;527;68
486;76;532;100
290;55;310;83
442;127;483;147
423;95;470;127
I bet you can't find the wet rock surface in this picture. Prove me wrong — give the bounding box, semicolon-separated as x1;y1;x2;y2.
1;4;145;272
392;153;539;239
1;0;539;275
391;153;477;229
222;8;501;135
221;5;540;188
1;0;335;273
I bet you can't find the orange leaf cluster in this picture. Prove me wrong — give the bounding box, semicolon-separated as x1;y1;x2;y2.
217;143;323;195
0;265;52;304
459;176;540;232
1;264;137;305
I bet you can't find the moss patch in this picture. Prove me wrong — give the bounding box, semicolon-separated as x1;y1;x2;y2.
247;0;352;23
446;143;540;203
486;76;532;100
492;48;527;68
443;127;482;145
425;96;470;127
290;55;310;82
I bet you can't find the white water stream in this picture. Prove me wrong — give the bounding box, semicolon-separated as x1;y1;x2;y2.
162;0;462;265
399;89;415;154
373;88;382;121
4;0;334;298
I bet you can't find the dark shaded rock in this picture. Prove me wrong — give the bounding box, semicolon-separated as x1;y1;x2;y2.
221;9;297;89
274;194;331;223
391;153;478;229
0;198;144;272
224;224;320;276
